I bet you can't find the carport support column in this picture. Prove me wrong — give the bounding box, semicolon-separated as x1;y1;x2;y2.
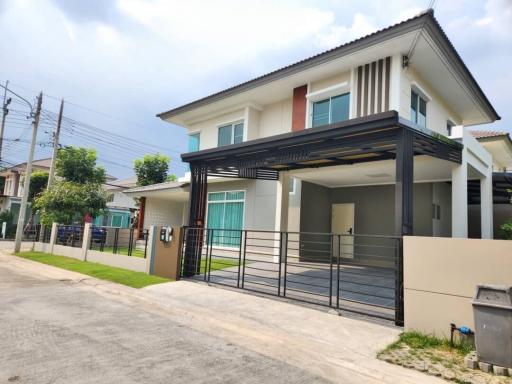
480;166;493;239
273;172;290;263
394;129;413;327
395;129;414;237
183;164;208;277
451;147;468;238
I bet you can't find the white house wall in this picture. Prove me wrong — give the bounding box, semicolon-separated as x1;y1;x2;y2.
144;198;186;228
400;67;461;135
257;98;292;139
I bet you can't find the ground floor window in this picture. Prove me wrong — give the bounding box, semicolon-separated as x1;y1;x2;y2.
207;191;245;247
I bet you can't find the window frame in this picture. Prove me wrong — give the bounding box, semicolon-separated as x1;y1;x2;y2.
217;121;245;147
306;82;350;128
410;84;430;129
188;132;201;152
205;190;246;249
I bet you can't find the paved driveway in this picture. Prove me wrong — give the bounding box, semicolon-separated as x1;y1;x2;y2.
0;252;445;384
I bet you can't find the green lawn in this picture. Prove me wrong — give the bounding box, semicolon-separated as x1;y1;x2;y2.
90;246;146;258
200;257;241;272
15;251;170;288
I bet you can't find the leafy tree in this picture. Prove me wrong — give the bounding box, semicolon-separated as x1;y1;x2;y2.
56;146;106;184
166;174;177;182
0;209;13;224
134;154;173;186
28;171;49;201
35;146;107;225
34;182;107;226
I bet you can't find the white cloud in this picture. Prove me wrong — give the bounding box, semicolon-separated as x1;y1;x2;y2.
315;13;378;49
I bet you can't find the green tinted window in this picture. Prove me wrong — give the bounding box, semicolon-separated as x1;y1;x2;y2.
218;125;232;146
312;93;350;128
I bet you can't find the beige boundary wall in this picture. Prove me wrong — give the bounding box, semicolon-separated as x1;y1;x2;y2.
404;236;512;337
31;223;155;274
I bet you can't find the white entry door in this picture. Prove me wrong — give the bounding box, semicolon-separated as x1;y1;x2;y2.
331;203;355;259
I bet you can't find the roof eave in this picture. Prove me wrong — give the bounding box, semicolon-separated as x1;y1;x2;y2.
157;9;499;124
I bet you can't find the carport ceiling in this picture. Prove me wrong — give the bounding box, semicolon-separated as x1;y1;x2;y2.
291;156;462;188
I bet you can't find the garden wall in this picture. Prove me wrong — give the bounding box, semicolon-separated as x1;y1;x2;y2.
404;236;512;337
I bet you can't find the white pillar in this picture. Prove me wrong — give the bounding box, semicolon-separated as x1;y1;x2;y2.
480;167;493;239
451;151;468;238
273;173;290;262
388;53;402;113
145;225;157;274
81;223;92;261
49;222;58;254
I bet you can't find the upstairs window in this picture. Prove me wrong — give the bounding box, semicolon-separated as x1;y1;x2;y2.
411;90;427;128
218;122;244;147
188;133;200;152
312;93;350;127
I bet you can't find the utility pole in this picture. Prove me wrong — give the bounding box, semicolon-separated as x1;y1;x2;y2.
14;92;42;253
38;98;63;240
0;80;10;163
47;98;64;187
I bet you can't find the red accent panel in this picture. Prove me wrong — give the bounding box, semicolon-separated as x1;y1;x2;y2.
292;85;308;132
137;196;146;239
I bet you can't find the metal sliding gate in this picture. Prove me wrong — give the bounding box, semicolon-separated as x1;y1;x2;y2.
181;228;403;324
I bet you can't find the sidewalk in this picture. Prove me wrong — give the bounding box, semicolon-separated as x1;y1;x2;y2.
1;251;446;383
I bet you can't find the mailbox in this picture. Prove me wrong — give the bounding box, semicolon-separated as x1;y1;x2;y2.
159;226;173;243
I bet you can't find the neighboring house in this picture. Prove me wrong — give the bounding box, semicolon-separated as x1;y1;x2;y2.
94;177;138;228
128;10;507;249
0;157;137;227
469;130;512;238
0;158;52;225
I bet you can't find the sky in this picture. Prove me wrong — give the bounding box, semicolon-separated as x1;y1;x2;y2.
0;0;510;179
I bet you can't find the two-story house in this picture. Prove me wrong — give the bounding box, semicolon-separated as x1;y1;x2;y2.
125;10;510;322
0;158;52;225
134;10;504;242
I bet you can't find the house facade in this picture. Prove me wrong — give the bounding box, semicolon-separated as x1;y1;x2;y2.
131;10;504;245
0;158;138;229
0;158;53;225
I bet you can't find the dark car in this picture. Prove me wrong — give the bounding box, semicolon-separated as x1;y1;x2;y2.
57;225;106;246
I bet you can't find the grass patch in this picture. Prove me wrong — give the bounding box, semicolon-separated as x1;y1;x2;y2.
378;332;512;384
381;331;473;356
202;257;241;272
15;251;170;288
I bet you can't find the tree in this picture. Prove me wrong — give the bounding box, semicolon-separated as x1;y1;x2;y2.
34;182;107;226
56;146;106;184
28;172;49;201
134;154;174;186
34;146;107;225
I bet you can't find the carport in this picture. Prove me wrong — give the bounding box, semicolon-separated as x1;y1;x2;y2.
180;111;463;324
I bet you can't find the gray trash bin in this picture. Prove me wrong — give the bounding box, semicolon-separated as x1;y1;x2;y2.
472;285;512;368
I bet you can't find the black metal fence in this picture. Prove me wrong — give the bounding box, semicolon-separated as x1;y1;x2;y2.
89;227;148;258
55;225;85;248
181;228;402;324
0;223;48;241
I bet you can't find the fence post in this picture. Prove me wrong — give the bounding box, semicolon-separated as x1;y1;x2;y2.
81;223;92;261
145;226;156;274
49;222;58;255
395;237;404;326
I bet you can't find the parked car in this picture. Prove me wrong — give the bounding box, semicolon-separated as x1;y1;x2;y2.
57;225;106;246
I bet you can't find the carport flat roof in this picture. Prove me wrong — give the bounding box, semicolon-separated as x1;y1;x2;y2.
181;111;463;180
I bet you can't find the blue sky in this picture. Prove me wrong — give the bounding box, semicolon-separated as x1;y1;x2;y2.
0;0;510;178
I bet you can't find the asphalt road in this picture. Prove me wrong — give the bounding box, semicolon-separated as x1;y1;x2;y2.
0;258;329;384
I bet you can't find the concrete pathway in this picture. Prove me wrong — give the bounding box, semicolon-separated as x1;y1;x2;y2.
0;252;445;383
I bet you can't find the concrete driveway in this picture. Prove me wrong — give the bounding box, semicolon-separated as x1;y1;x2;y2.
0;252;445;384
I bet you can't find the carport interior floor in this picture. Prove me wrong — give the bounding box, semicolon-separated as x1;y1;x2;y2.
0;252;446;384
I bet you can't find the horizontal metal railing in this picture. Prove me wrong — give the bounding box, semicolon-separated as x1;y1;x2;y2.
89;227;148;258
181;227;403;324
